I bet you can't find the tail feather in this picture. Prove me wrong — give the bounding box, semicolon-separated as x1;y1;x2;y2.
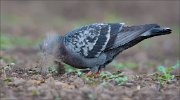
151;27;171;35
141;27;172;37
106;24;171;50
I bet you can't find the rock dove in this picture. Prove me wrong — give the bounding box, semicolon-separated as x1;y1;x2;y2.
40;23;171;75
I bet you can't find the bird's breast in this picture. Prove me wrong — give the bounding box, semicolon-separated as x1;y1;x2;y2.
63;53;88;69
60;44;88;69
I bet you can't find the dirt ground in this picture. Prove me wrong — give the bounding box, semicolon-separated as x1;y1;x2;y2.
0;1;180;100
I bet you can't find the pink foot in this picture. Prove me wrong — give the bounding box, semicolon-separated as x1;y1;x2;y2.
95;68;105;77
85;68;105;77
85;71;93;76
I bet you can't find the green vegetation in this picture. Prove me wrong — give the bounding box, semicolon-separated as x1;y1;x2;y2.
68;69;128;86
31;90;39;96
153;61;179;85
3;77;13;83
59;62;129;86
99;71;128;85
64;63;77;73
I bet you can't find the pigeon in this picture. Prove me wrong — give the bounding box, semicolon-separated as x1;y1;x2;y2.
40;23;171;75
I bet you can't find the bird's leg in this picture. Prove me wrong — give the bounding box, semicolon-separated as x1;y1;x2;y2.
86;66;105;77
85;66;99;77
95;66;105;76
86;71;93;76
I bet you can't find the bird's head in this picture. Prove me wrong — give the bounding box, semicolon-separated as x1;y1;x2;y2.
40;33;63;55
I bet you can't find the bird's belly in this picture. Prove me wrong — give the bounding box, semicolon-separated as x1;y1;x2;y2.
63;53;88;69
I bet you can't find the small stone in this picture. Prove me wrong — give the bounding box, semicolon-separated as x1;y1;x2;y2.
13;78;26;85
123;82;134;87
10;63;15;66
137;85;141;90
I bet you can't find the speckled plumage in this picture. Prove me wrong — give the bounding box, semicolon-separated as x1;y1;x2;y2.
40;23;171;73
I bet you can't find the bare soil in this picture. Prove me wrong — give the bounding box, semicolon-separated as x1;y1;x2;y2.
0;37;179;100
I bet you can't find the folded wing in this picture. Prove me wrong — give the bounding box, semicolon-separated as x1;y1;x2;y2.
65;23;124;58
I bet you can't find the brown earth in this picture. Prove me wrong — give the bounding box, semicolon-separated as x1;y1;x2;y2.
0;1;179;100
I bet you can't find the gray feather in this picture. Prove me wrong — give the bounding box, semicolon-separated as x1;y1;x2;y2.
40;23;171;73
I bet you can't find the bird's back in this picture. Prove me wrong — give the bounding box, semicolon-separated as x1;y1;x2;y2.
64;23;171;59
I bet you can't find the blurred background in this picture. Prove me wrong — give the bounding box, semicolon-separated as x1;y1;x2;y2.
0;1;179;74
